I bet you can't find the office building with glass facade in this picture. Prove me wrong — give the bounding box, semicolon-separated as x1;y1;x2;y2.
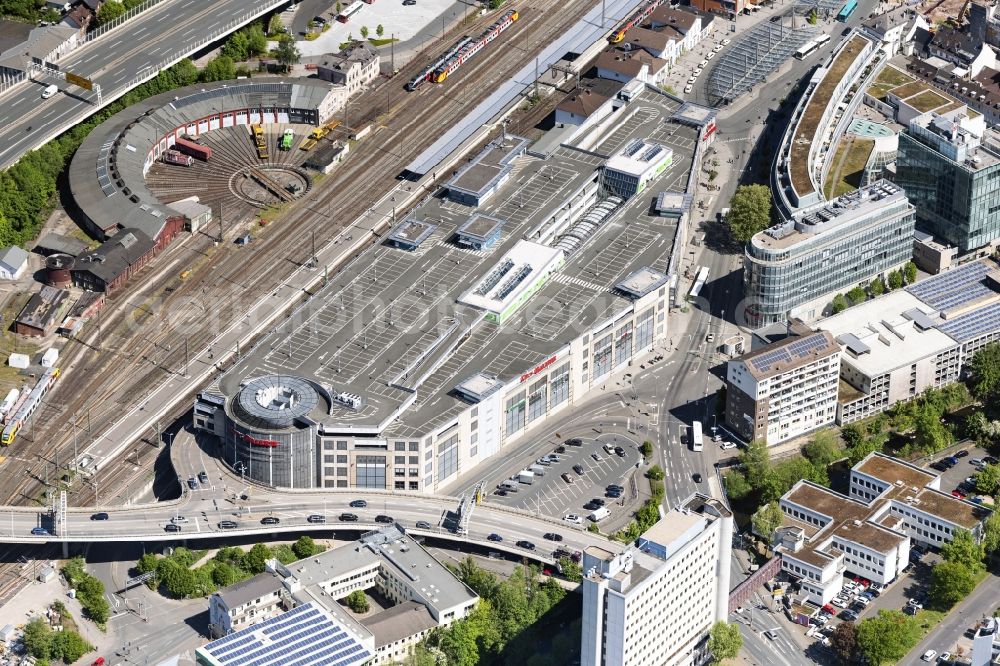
743;180;915;326
895;111;1000;254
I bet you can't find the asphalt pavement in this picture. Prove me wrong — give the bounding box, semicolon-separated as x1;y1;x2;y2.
0;0;287;169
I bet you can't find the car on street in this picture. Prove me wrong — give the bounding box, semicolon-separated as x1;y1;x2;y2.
931;461;949;472
566;438;582;446
684;85;693;94
350;499;367;508
713;44;723;52
573;464;585;475
921;650;937;662
722;38;731;45
495;489;509;496
375;515;394;524
720;441;737;450
171;516;188;524
313;15;327;24
584;500;602;511
415;520;431;529
840;609;859;621
614;446;625;456
164;523;182;532
939;652;952;663
832;597;850;609
218;520;238;529
554;445;566;454
606;488;622;498
543;532;563;542
971;458;984;467
198;470;209;483
187;477;198;490
261;516;280;525
561;473;574;484
403;0;416;5
30;527;49;536
955;449;969;458
984;456;999;465
90;512;109;521
607;484;624;492
687;77;696;84
591;452;603;462
308;514;326;523
693;473;703;483
339;513;359;522
564;514;583;525
487;533;503;542
706;51;715;60
591;498;605;507
516;540;535;550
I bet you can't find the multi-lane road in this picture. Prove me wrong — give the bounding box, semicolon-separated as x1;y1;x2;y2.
0;0;288;168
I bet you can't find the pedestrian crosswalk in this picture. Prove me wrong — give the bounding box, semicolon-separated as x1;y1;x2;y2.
551;272;606;292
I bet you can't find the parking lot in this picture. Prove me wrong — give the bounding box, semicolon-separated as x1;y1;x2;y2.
488;433;642;526
923;444;996;503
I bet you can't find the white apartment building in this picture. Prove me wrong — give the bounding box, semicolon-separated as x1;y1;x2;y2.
207;526;478;665
581;494;732;666
814;290;962;424
775;453;991;605
725;329;841;445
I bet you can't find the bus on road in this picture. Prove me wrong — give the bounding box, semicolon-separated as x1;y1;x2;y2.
836;0;857;21
690;421;704;452
794;33;830;59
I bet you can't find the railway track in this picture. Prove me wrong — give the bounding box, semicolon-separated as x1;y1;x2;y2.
0;0;604;600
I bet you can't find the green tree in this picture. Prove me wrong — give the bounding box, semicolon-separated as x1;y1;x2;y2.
646;464;664;481
707;621;742;664
856;610;922;665
268;13;285;35
161;562;198;598
457;557;500;599
807;8;818;23
869;278;885;296
559;557;582;582
977;463;1000;496
929;560;976;609
201;56;237;82
802;430;841;467
345;589;370;613
246;23;268;56
941;381;971;411
212;562;241;587
740;439;771;489
221;30;250;61
940;528;985;572
913;402;952;453
51;631;93;663
360;25;369;39
751;501;783;542
725;184;772;243
904;261;917;284
293;535;318;559
846;286;867;304
22;618;53;660
376;23;384;38
244;543;271;575
888;270;904;290
831;293;848;313
275;35;300;72
829;621;857;665
96;0;126;25
969;343;1000;404
982;511;1000;554
136;552;158;573
640;440;653;458
723;470;752;500
272;543;298;565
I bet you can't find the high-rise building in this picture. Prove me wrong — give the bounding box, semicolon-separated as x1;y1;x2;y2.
725;328;841;445
895;109;1000;254
581;494;732;666
743;180;915;326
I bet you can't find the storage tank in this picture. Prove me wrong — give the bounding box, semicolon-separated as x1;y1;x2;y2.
45;254;74;288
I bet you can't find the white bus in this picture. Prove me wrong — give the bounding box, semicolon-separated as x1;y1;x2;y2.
794;34;830;59
691;421;704;452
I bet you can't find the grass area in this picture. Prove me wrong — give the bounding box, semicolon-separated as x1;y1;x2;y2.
791;36;868;196
368;37;398;46
866;65;914;100
908;89;950;113
0;292;40;390
824;136;874;199
889;80;931;99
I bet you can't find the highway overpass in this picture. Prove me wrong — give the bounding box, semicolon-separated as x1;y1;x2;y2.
0;0;289;169
0;491;620;565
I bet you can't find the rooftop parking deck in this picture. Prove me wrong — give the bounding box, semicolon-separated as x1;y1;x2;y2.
215;89;697;438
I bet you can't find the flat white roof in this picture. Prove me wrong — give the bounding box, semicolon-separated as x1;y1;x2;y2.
605;140;672;178
814;291;957;377
458;240;563;314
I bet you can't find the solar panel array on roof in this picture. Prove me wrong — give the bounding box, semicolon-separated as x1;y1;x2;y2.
748;333;830;374
907;261;993;311
201;602;372;666
938;300;1000;342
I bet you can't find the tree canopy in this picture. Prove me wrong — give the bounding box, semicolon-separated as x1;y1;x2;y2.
856;610;922;665
940;529;985;573
751;501;783;542
725;185;772;243
708;621;742;664
969;342;1000;405
929;560;976;609
829;621;858;666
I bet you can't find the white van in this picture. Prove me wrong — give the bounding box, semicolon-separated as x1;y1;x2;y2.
41;84;58;99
